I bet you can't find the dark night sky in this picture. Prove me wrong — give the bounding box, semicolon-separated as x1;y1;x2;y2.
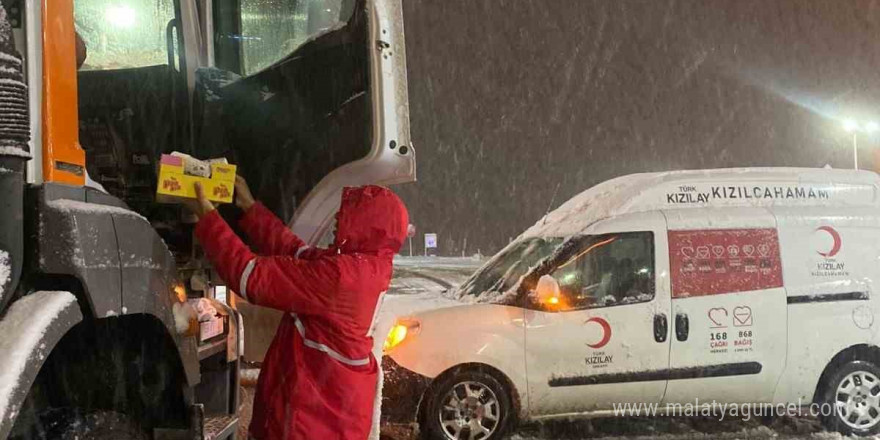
394;0;880;256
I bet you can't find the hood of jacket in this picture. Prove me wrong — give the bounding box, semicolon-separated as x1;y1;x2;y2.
333;185;408;256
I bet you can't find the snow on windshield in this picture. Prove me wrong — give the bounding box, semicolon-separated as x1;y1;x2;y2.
452;237;564;303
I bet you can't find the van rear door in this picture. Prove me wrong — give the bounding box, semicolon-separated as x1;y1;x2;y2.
771;207;877;403
661;208;787;405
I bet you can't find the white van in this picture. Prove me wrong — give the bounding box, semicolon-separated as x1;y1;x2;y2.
382;168;880;439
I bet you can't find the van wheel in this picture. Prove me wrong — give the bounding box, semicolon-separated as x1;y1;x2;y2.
422;370;513;440
820;360;880;436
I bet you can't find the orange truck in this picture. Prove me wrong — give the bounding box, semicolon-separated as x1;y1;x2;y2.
0;0;414;438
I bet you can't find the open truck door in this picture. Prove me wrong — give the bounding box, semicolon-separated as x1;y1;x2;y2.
0;0;412;438
194;0;415;362
201;0;415;242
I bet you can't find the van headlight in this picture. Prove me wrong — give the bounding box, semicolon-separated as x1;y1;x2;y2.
383;319;420;353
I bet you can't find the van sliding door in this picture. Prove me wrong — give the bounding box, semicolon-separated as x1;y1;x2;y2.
661;208;787;405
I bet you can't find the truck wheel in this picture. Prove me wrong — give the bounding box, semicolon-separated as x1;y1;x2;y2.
820;360;880;436
422;370;513;440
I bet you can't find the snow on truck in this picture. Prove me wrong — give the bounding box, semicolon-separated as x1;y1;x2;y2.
383;168;880;439
0;0;413;438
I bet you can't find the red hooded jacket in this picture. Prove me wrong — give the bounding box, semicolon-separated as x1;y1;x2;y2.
195;185;408;439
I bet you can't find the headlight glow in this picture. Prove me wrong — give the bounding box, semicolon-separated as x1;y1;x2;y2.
173;283;187;303
383;319;420;353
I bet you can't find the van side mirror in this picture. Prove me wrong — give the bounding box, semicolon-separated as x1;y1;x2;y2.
534;275;563;310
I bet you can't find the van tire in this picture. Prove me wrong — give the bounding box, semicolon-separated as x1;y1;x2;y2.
422;369;513;440
819;360;880;437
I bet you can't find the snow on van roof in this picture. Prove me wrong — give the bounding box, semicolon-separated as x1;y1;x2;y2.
522;167;880;239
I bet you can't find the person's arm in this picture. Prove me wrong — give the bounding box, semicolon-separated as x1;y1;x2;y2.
186;182;336;313
234;176;309;257
238;202;309;257
196;209;337;314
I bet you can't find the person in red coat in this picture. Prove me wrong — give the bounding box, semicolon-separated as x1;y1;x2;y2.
186;177;408;439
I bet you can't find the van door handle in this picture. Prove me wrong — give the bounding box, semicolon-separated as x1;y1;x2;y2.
675;313;689;341
653;314;668;343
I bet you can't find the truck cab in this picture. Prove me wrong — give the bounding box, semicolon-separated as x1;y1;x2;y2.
0;0;413;438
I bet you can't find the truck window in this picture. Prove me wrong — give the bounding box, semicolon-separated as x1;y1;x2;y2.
75;0;190;224
205;0;370;223
239;0;353;75
74;0;176;70
548;232;655;311
215;0;356;76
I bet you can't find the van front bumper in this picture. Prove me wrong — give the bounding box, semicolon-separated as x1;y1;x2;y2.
381;355;432;424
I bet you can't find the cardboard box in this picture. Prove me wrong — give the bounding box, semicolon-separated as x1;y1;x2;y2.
156;154;237;204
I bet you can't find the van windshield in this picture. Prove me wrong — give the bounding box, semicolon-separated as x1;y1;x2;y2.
455;237;564;302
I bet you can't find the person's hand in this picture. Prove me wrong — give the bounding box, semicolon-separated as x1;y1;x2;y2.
183;182;216;219
234;176;256;211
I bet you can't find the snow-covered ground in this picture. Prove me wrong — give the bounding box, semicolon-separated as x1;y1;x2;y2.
390;256;485;295
393;256;487;269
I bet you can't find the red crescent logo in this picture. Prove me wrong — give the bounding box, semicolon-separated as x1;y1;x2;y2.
816;226;841;258
585;317;612;349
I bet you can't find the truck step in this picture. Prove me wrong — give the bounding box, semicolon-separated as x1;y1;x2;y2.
204;415;239;440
